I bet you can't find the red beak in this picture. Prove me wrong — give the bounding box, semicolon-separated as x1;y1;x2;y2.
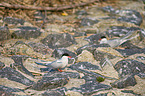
67;56;72;58
99;38;102;41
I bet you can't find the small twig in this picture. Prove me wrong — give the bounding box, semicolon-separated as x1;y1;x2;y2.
0;0;99;11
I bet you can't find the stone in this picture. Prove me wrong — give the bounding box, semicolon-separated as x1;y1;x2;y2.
41;33;76;49
102;6;143;26
105;26;142;38
111;75;137;88
0;62;5;69
121;90;141;96
80;18;99;26
136;56;145;60
28;42;52;55
73;32;87;37
93;48;116;61
70;82;111;95
0;67;34;86
11;55;34;77
42;87;67;96
116;48;145;57
11;26;42;39
4;17;25;25
114;59;145;78
75;10;88;15
0;91;15;96
32;72;80;90
0;85;24;92
116;9;143;26
102;6;116;13
70;65;116;80
0;26;11;41
69;62;100;71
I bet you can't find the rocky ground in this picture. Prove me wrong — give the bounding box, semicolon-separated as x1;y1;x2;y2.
0;0;145;96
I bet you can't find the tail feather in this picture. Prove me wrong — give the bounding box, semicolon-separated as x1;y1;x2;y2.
121;30;139;41
35;62;48;66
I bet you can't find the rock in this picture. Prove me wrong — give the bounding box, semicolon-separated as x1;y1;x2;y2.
0;67;34;86
93;48;116;61
111;75;137;88
42;91;62;96
136;56;145;60
120;41;141;49
105;26;142;38
116;48;145;57
70;65;116;80
82;75;100;83
70;82;111;95
32;72;80;90
0;62;5;69
0;91;15;96
93;93;109;96
114;59;145;78
0;26;11;41
41;33;76;49
0;85;24;92
116;9;142;26
102;6;143;26
69;62;100;71
121;90;141;96
75;10;88;15
80;18;99;26
27;42;52;55
73;32;87;37
102;6;116;13
136;73;145;79
42;87;67;96
11;55;34;77
4;17;25;25
11;26;42;39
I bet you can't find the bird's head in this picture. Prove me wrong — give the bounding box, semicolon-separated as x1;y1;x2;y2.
99;36;108;44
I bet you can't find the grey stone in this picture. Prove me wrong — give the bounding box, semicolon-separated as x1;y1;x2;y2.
70;82;111;95
4;17;25;25
28;42;52;55
114;59;145;78
11;55;34;77
11;26;42;39
41;33;76;49
111;75;137;88
0;67;34;86
32;71;80;90
0;62;5;69
0;26;11;41
80;18;99;26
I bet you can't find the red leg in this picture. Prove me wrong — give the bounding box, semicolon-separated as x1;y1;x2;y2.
58;69;62;72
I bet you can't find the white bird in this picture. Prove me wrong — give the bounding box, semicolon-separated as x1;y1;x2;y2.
35;53;71;72
99;30;139;48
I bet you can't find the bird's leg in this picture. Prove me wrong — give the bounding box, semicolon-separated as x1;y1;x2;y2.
58;69;63;72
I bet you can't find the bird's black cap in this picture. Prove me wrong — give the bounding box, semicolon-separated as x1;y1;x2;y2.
100;36;106;39
62;53;70;57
